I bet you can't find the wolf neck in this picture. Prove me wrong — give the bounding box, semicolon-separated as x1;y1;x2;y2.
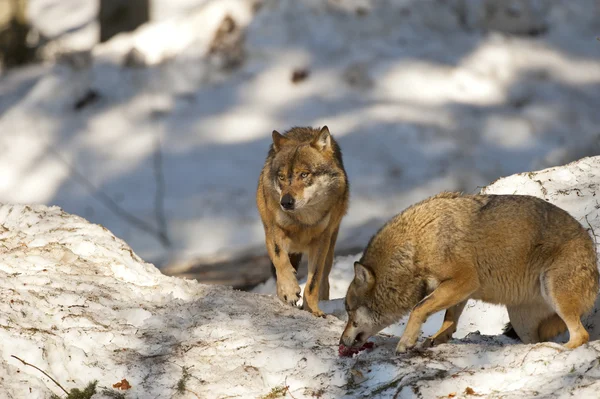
278;207;331;228
370;245;429;319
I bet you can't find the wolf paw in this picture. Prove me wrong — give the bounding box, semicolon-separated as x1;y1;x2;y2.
277;278;301;306
302;302;325;318
395;339;415;354
422;333;451;348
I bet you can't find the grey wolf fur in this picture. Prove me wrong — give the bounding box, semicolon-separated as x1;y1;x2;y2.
340;192;598;353
256;126;349;316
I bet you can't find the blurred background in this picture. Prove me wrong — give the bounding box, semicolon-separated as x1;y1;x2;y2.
1;0;599;290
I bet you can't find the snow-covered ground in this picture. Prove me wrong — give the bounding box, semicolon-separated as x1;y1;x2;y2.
2;1;600;268
1;156;600;399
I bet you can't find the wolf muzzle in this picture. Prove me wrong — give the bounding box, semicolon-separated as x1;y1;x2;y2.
340;324;365;347
280;194;295;210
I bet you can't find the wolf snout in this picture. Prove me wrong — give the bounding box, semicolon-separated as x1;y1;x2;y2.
280;194;295;210
339;335;352;347
339;332;363;347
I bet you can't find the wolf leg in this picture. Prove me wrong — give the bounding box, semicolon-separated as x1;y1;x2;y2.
396;273;477;353
538;313;567;342
541;278;592;349
423;300;467;348
270;253;302;279
319;227;339;301
540;242;598;349
266;235;301;306
303;231;333;317
557;310;589;349
506;302;554;344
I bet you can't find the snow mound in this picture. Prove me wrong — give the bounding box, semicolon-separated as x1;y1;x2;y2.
482;155;600;227
1;156;600;398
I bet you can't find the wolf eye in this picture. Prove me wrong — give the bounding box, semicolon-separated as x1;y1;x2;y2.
278;174;285;181
300;172;309;179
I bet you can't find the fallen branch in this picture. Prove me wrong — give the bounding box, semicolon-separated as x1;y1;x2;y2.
11;355;68;395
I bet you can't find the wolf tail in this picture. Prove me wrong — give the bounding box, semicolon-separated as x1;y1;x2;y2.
502;322;520;340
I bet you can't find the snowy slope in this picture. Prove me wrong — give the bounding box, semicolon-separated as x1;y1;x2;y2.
1;156;600;399
2;1;600;268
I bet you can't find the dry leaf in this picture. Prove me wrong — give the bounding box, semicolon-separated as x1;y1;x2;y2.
291;68;310;84
113;379;132;390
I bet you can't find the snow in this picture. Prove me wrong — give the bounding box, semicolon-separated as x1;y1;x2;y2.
1;156;600;398
2;1;600;268
3;2;600;395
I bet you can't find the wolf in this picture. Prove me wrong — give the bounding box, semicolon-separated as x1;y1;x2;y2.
340;192;599;353
256;126;349;316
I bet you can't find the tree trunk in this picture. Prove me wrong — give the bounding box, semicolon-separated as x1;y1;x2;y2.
99;0;149;43
0;0;34;68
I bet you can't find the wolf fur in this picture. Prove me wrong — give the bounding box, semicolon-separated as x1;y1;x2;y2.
340;192;599;352
256;126;349;316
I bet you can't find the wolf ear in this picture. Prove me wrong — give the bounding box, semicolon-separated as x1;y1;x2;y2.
354;261;374;286
272;130;290;152
311;126;331;152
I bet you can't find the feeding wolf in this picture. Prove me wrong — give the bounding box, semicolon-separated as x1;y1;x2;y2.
340;192;599;353
256;126;349;316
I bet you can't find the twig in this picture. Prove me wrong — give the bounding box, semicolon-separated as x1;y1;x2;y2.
518;346;536;367
284;376;297;399
585;215;598;247
11;355;68;395
184;388;201;398
392;369;447;399
533;342;565;352
152;135;171;247
43;142;171;248
392;375;409;399
583;358;599;374
518;343;564;368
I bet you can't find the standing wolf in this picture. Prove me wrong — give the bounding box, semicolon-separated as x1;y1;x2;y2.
340;192;598;353
257;126;349;316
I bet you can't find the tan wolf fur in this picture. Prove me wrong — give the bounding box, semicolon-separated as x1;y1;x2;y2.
340;192;599;353
257;126;349;316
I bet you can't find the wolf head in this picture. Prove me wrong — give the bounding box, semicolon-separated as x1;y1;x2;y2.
340;245;426;348
340;262;397;348
269;126;344;214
